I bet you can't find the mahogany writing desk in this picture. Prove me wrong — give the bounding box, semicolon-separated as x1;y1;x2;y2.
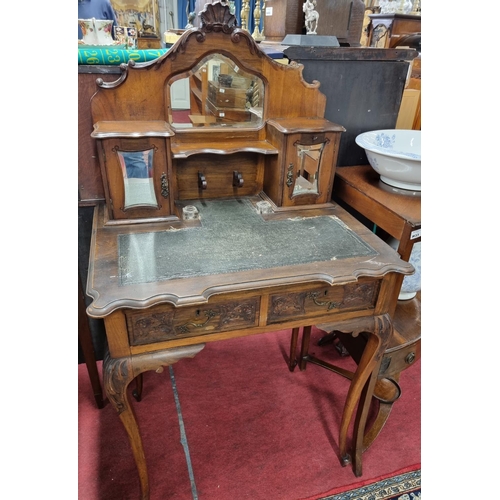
86;196;412;498
84;5;413;497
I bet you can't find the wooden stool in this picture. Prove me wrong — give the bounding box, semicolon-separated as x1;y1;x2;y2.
290;292;420;451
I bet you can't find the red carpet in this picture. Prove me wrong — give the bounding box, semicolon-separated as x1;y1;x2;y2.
78;327;420;499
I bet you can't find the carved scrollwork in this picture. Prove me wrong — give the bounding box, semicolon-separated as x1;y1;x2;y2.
103;352;133;414
219;302;257;325
103;345;206;414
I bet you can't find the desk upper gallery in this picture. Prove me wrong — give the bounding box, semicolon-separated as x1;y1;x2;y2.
85;2;414;498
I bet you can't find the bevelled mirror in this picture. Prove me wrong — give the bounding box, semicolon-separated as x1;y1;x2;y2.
292;142;325;197
167;53;265;129
116;147;158;209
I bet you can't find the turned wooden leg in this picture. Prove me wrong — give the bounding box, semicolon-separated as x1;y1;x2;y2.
299;325;312;371
289;327;300;371
337;314;392;475
132;373;144;402
103;344;205;500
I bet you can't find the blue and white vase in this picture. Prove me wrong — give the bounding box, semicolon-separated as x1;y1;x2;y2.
387;237;421;300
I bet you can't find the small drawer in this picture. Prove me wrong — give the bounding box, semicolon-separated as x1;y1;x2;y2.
267;281;379;324
126;297;260;345
379;338;421;378
294;133;326;146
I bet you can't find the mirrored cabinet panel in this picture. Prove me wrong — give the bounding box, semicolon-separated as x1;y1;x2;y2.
117;148;157;209
168;53;265;129
292;142;325;197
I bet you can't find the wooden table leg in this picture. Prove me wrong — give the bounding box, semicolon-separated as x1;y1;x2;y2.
103;344;205;500
78;273;105;409
336;314;392;476
288;327;300;371
351;340;383;476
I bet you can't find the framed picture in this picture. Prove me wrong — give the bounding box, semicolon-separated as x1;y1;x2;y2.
110;0;160;36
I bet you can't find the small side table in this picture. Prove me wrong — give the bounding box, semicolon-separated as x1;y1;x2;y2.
302;165;421;449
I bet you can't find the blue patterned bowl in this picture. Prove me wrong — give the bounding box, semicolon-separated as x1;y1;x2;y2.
355;129;421;191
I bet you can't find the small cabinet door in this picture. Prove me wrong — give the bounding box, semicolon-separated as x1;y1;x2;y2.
98;137;174;222
282;132;339;207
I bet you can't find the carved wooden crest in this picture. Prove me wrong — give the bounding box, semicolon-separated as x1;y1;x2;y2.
199;1;238;33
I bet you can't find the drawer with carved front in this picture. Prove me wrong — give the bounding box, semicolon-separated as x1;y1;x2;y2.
266;281;380;324
126;297;260;346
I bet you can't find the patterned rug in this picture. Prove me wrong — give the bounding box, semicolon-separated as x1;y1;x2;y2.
314;469;421;500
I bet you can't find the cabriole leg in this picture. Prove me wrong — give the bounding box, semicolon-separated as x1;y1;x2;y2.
103;344;205;500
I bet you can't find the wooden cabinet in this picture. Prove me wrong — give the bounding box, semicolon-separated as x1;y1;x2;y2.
92;121;176;224
263;0;304;42
263;0;365;46
137;36;162;49
367;13;421;48
206;79;254;123
265;118;344;207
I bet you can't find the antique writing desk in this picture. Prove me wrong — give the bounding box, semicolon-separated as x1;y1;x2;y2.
85;4;413;498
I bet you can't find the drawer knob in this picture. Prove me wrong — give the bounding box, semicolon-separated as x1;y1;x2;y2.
198;171;207;190
233;170;244;187
405;352;416;365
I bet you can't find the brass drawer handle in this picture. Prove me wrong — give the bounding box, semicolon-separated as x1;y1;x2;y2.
286;163;294;187
178;309;217;334
306;291;340;310
160;172;169;198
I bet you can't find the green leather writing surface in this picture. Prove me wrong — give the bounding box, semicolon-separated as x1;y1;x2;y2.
118;199;376;285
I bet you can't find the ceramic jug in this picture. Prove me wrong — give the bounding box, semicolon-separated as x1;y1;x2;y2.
78;18;114;45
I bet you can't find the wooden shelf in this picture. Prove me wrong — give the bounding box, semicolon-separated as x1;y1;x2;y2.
91;120;174;139
170;140;279;158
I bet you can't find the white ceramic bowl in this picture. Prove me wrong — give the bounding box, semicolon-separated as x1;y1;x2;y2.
355;129;421;191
